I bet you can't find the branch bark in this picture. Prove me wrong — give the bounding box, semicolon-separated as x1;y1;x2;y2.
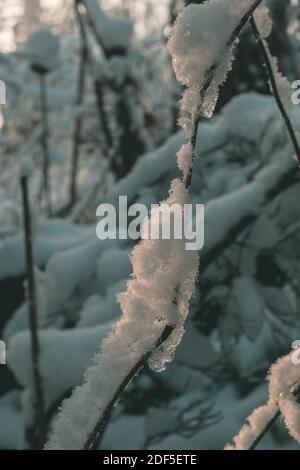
20;175;46;450
69;0;89;207
39;73;52;216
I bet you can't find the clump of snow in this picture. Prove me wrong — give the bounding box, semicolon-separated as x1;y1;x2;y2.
107;133;184;206
8;324;111;410
120;179;199;372
77;280;126;328
20;155;34;178
24;29;60;72
267;54;291;109
253;4;272;39
0;220;93;280
97;248;131;291
84;0;133;51
269;353;300;444
5;267;48;340
0;392;24;450
180;88;201;120
176;143;193;180
168;0;258;119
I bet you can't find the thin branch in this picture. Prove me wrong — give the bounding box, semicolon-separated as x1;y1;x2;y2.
20;175;46;450
69;0;89;207
250;16;300;166
39;73;52;216
77;0;115;161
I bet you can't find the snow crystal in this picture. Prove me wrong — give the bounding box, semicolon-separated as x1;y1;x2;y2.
176;143;193;180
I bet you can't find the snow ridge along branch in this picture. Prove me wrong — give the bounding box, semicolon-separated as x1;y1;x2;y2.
46;0;268;450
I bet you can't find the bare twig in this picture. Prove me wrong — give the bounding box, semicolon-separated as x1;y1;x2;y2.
76;1;115;164
250;16;300;167
39;73;52;216
20;175;46;449
69;0;89;207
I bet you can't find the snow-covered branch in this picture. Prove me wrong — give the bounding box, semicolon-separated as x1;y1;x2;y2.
225;352;300;450
45;0;278;450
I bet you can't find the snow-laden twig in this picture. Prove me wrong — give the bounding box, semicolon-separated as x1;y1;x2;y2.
83;324;174;450
225;352;300;450
45;0;267;450
168;0;263;188
20;159;46;449
46;176;199;449
249;7;300;166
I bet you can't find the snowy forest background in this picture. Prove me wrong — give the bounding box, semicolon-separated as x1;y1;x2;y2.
0;0;300;450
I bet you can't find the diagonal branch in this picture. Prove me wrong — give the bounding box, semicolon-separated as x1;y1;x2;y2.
250;16;300;166
83;324;174;450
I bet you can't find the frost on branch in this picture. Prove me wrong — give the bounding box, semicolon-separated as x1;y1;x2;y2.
176;143;193;180
119;179;199;372
46;180;198;449
226;352;300;450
